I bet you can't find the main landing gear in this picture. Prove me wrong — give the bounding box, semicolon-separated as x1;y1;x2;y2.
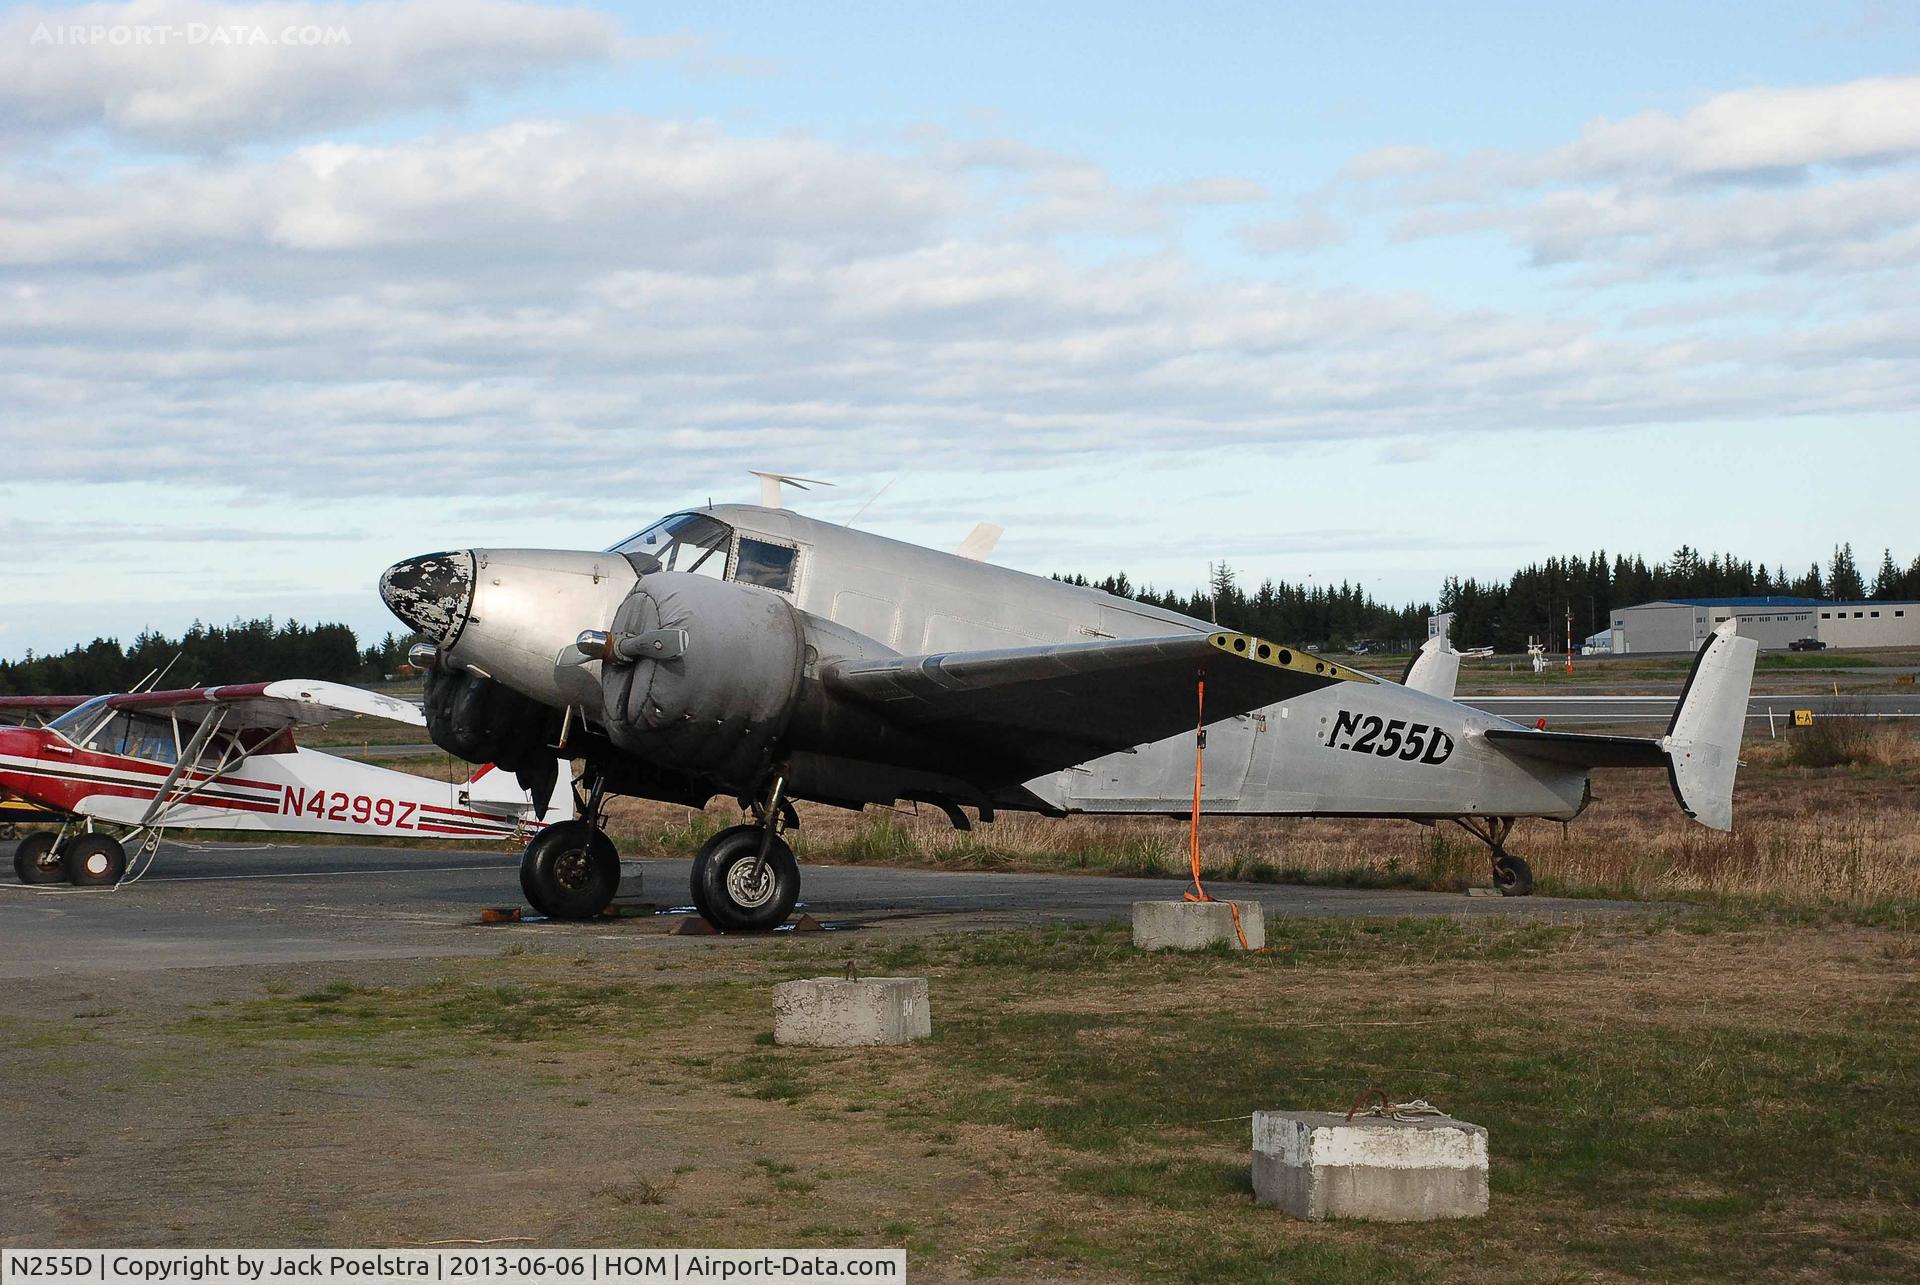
11;830;129;886
1455;816;1534;897
689;770;800;933
519;773;622;920
513;768;803;931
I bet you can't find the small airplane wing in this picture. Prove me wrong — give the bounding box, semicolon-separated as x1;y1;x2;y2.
824;630;1372;778
93;680;425;731
0;696;95;722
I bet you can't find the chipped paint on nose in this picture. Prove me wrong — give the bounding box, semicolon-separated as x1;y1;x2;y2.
379;550;476;644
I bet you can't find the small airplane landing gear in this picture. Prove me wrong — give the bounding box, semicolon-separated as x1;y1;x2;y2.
1456;816;1533;897
13;832;65;885
65;834;128;886
690;769;799;932
519;772;620;919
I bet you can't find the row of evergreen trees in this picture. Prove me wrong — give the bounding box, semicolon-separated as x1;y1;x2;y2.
1065;543;1920;654
0;620;416;697
1437;543;1920;653
1055;566;1430;651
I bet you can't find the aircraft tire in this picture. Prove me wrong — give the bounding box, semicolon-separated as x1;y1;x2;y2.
519;821;619;919
65;834;127;887
13;833;65;885
1492;853;1534;897
690;826;798;933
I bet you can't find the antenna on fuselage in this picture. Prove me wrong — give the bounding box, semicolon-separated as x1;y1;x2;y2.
750;471;837;510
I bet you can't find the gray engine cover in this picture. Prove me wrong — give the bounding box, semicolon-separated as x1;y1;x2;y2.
600;573;806;789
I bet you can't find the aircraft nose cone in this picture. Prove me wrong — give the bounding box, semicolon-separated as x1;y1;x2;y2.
379;550;476;643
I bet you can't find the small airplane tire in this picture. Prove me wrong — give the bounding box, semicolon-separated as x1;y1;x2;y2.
1492;853;1534;897
65;834;128;887
13;832;65;885
519;821;620;919
690;825;798;933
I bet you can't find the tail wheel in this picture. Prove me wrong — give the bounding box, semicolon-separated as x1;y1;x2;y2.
65;834;128;887
1492;853;1534;897
13;833;65;885
690;825;799;933
519;820;621;919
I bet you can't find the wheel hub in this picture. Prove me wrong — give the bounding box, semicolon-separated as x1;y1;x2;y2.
725;856;776;908
553;847;593;891
83;852;109;877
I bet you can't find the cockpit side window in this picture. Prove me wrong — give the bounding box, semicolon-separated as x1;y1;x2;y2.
734;538;798;593
609;513;733;580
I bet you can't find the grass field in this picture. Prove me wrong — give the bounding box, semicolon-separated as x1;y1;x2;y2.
7;911;1911;1281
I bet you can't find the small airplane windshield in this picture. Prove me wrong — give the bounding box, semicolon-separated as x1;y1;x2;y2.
48;706;182;763
47;696;113;743
609;513;732;580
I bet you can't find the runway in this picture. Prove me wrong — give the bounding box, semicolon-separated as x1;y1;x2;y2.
1461;691;1920;725
0;840;1652;979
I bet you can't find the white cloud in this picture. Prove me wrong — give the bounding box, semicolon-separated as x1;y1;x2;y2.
1558;76;1920;180
0;0;626;148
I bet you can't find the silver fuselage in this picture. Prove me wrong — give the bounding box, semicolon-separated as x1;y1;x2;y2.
412;504;1586;821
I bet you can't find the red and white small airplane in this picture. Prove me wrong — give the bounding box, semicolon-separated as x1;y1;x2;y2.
0;680;571;887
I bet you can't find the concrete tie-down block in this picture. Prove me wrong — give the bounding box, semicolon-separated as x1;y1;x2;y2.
1132;899;1265;951
772;976;931;1047
1252;1111;1489;1221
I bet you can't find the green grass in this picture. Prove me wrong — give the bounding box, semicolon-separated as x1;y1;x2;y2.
146;914;1920;1283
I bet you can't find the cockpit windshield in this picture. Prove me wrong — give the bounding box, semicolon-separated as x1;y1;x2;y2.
46;701;181;763
47;697;112;743
608;513;732;580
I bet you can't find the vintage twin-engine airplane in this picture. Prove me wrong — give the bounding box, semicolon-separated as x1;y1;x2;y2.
0;681;569;887
379;502;1759;930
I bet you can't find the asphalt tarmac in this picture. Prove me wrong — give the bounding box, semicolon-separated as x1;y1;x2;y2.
0;840;1654;979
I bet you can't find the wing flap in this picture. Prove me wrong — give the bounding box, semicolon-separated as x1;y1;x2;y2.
826;630;1370;777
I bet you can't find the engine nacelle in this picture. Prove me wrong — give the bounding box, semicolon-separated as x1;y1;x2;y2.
599;572;808;789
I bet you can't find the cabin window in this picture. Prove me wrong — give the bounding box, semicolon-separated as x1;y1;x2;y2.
733;538;798;592
608;513;732;579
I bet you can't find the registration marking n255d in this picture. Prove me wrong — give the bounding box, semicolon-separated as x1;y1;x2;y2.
1326;711;1455;764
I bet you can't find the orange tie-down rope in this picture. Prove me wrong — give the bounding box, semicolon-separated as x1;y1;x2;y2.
1183;665;1256;951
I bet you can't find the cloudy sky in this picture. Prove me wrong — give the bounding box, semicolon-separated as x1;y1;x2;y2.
2;0;1917;658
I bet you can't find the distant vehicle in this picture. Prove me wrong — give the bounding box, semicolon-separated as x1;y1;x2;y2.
0;681;570;887
1460;646;1495;659
1788;637;1827;652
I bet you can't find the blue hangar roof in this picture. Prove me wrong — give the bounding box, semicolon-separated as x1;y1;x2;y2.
1663;596;1822;608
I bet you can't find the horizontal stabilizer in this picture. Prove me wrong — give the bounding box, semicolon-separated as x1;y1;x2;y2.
1483;728;1667;769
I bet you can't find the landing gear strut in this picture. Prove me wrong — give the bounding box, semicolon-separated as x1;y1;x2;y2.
1456;816;1533;897
689;770;799;932
518;772;621;919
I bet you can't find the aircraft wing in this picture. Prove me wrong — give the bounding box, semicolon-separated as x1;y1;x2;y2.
87;680;425;731
824;630;1373;777
0;696;94;722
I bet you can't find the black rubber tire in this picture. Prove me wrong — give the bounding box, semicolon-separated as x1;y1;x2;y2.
690;825;799;933
65;834;128;887
13;832;64;885
1492;853;1534;897
518;821;620;919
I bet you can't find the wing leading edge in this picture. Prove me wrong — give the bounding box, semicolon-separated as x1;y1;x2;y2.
824;630;1372;778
